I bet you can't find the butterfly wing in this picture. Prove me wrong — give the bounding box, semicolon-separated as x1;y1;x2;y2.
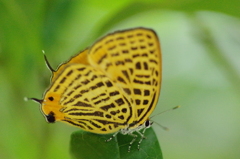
88;28;161;126
51;49;90;82
42;62;135;134
41;28;161;134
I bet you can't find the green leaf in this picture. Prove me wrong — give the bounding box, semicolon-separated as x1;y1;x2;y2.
70;127;162;159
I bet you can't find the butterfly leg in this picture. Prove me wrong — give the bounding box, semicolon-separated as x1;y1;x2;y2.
137;120;153;150
105;131;119;142
136;129;147;151
128;133;138;152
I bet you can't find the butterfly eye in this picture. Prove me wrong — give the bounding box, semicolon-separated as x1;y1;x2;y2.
145;120;153;128
45;111;55;123
48;96;54;101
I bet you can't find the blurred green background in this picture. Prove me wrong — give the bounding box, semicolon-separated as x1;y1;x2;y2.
1;0;240;159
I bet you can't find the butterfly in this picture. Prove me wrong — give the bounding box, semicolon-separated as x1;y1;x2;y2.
30;27;161;152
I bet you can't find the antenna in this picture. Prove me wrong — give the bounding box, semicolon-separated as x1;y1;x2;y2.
150;106;180;131
150;105;180;119
153;122;169;131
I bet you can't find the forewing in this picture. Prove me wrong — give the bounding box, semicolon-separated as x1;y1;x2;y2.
88;28;161;125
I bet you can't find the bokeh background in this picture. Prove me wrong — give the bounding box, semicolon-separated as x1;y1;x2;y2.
1;0;240;159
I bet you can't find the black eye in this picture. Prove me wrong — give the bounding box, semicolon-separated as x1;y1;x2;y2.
48;96;54;101
46;111;55;123
145;120;151;128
